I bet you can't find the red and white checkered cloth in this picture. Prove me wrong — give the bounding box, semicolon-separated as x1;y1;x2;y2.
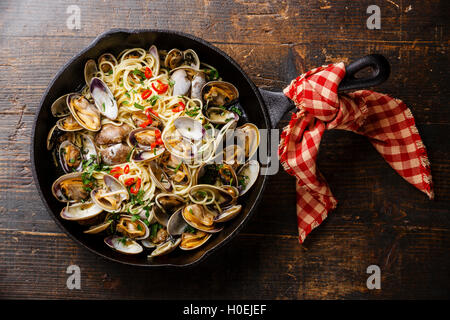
278;62;433;243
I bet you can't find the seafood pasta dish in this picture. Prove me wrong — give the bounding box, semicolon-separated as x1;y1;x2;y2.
47;46;260;257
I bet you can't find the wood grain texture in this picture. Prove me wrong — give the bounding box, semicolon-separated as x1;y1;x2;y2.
0;0;449;299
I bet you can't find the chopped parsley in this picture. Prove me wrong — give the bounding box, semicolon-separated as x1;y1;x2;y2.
134;102;145;110
184;225;196;234
230;106;242;116
126;147;135;162
148;95;160;106
150;223;163;238
132;68;146;79
185;107;200;117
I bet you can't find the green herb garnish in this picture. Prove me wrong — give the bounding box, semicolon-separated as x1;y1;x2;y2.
134;102;144;110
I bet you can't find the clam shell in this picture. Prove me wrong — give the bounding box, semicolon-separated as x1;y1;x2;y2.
173;117;204;141
66;93;101;132
56;115;83;132
104;235;143;255
60;201;103;221
214;204;242;223
148;237;181;258
148;45;160;76
84;220;112;234
58;140;82;173
84;59;98;87
89;77;118;120
170;69;191;96
201;81;239;107
180;230;212;251
237;160;260;195
116;215;150;240
181;204;223;234
167;208;188;237
52;172;89;202
51;94;70;117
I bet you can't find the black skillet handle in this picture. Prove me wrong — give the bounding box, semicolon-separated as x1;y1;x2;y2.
338;54;390;92
260;54;391;128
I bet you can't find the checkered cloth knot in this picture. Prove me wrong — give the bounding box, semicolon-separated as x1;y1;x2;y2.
278;62;433;243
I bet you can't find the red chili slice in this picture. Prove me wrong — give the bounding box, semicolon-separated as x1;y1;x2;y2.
141;89;152;100
130;178;141;194
123;164;130;174
110;166;122;174
145;67;152;79
152;80;168;94
125;178;135;186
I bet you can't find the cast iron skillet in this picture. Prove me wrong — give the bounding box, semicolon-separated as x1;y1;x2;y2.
31;29;390;267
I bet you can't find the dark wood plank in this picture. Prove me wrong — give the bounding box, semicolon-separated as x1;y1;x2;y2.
0;0;448;299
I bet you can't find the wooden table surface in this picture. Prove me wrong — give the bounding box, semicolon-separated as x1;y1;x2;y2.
0;0;449;299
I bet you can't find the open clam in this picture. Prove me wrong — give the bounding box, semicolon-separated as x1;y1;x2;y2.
159;152;191;186
180;230;211;250
156;193;185;213
89;77;118;120
213;204;242;223
56;115;83;132
148;237;181;258
235;123;260;160
58;140;82;173
104;235;143;255
164;48;200;70
116;215;149;240
91;174;129;212
194;163;238;188
166;208;212;250
204;106;239;125
80;134;99;163
52;172;90;202
66;93;101;132
201;81;239;107
128;127;162;151
181;204;223;233
60;201;103;221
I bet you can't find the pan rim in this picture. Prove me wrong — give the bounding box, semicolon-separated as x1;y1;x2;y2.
31;28;270;267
